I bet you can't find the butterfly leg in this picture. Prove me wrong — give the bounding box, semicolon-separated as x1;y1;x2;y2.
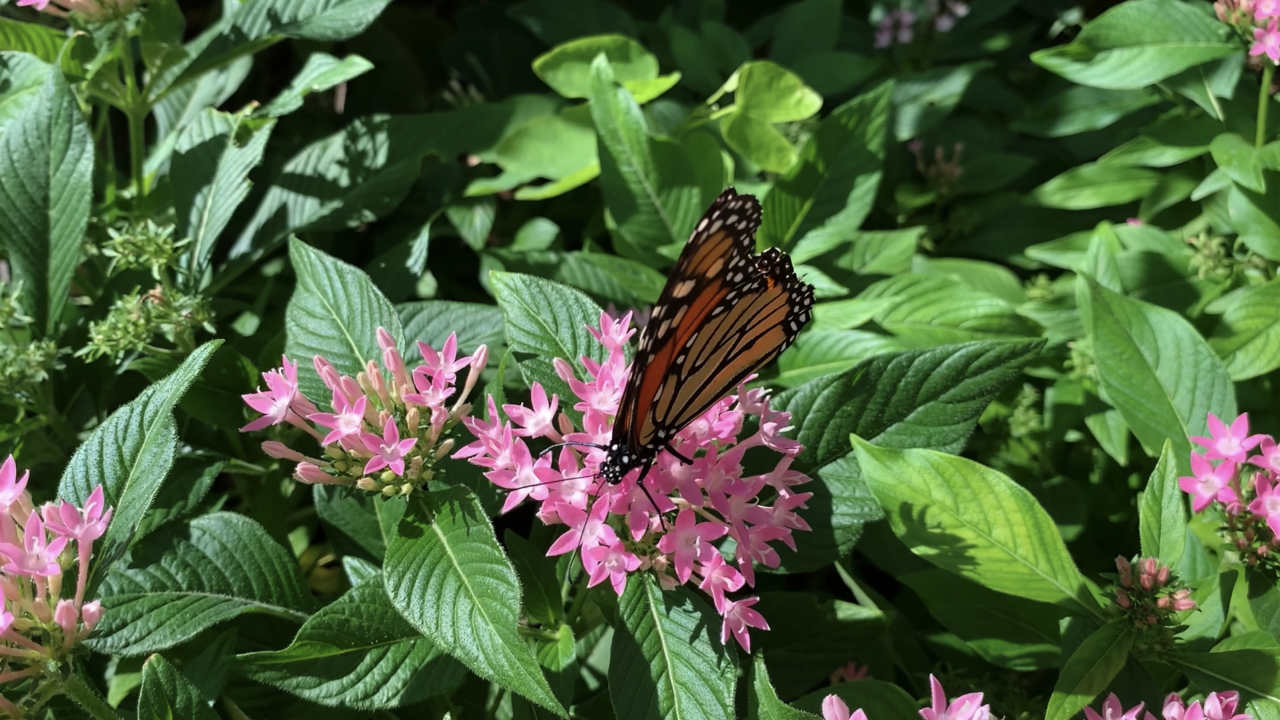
633;460;671;532
663;444;695;465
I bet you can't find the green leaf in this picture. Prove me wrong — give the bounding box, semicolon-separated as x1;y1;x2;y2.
774;329;903;388
88;512;316;656
491;249;666;309
754;593;885;697
899;568;1063;670
1045;622;1135;720
771;340;1043;572
0;19;77;71
1014;86;1160;138
490;272;608;411
1209;281;1280;379
230;114;461;267
770;0;840;65
859;275;1041;346
588;54;700;265
1030;163;1161;209
138;654;219;720
0;52;50;132
758;84;891;260
855;440;1095;614
721;111;799;174
147;53;253;176
533;34;658;99
313;484;404;561
285;238;402;405
1171;649;1280;699
173;0;393;87
257;52;373;118
838;228;921;275
504;530;563;627
172;109;275;289
0;61;92;336
892;64;987;141
508;0;637;46
1209;132;1275;193
1139;441;1186;569
446;197;497;252
1083;278;1236;467
59;342;220;561
610;576;737;720
749;655;819;720
493;109;598;185
734;61;823;124
1229;182;1280;261
235;578;467;709
398;300;505;359
136;455;224;540
383;489;565;716
1031;0;1236;90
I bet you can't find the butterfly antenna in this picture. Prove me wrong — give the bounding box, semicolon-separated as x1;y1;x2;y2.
538;440;606;457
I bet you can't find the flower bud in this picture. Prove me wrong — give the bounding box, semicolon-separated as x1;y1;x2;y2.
382;485;397;497
434;438;455;461
1116;587;1131;608
80;600;102;634
295;463;337;485
55;599;78;646
263;441;305;462
356;477;381;492
1156;564;1170;587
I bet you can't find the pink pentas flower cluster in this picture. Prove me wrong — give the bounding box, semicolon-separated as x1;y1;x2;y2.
241;328;487;498
1178;413;1280;569
0;456;111;717
457;312;813;652
873;1;969;47
1086;692;1250;720
1215;0;1280;62
14;0;138;20
821;675;989;720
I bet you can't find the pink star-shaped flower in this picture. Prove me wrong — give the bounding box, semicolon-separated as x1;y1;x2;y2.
504;382;558;438
309;390;368;445
43;485;112;544
1178;455;1238;513
0;513;68;578
720;596;768;651
1192;413;1265;463
1083;694;1145;720
488;440;558;513
359;417;417;476
822;696;868;720
241;356;300;432
657;509;727;584
0;455;30;514
1253;19;1280;65
584;540;641;595
548;499;617;558
418;333;471;386
698;549;745;613
920;674;991;720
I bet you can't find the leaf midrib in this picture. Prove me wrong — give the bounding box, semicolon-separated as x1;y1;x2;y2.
641;580;684;720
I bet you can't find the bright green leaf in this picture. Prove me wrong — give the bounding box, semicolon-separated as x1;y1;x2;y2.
533;34;657;99
1209;281;1280;379
138;654;219;720
1045;622;1135;720
1140;441;1187;569
1030;163;1161;209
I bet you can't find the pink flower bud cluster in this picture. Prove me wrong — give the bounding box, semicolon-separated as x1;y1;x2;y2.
828;661;870;685
873;1;969;48
240;329;488;498
1178;413;1280;568
1111;556;1195;627
457;312;813;652
1086;691;1251;720
14;0;139;21
0;456;110;716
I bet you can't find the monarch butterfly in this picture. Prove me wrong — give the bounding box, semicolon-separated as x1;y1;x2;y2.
596;187;814;502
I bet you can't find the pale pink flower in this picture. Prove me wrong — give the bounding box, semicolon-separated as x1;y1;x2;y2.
488;440;558;513
547;499;617;558
0;513;68;578
359;417;417;476
309;391;368;445
823;696;869;720
720;596;768;651
1201;691;1249;720
1252;437;1280;474
80;600;102;631
295;463;341;485
699;551;745;613
1192;413;1264;463
919;675;991;720
1083;694;1146;720
585;540;641;595
1250;473;1280;537
241;356;302;431
43;485;112;545
0;456;29;513
1253;19;1280;64
656;509;728;584
586;310;635;354
418;333;471;386
504;382;558;438
1179;455;1238;512
1258;0;1280;19
54;599;78;646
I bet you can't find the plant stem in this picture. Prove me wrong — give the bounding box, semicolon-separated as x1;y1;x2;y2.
63;667;123;720
118;28;147;197
1259;63;1275;147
